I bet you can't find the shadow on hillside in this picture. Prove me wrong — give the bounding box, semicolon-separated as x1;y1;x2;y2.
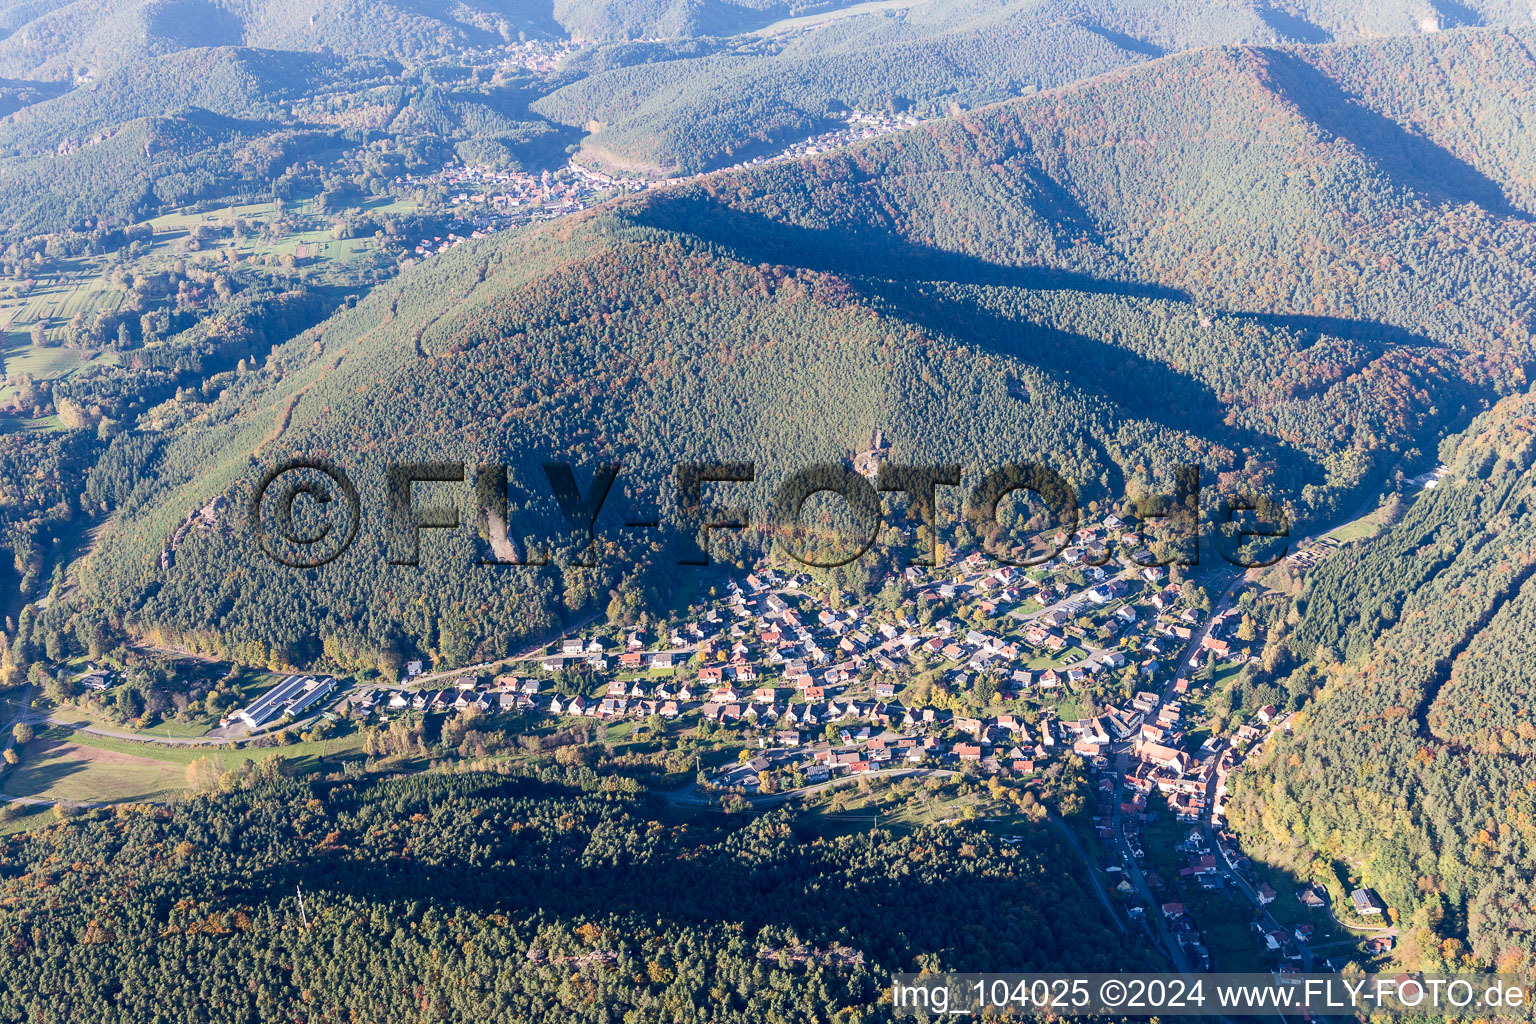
2;744;89;800
1224;311;1441;351
1428;0;1485;28
631;191;1190;302
626;191;1330;490
1260;51;1522;219
1256;5;1332;44
1077;21;1164;58
146;0;243;49
233;779;1131;971
874;284;1324;485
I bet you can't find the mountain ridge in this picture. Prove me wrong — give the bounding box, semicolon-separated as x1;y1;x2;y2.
71;29;1536;668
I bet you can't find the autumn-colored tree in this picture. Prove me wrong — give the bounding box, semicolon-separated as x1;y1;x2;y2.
184;756;223;794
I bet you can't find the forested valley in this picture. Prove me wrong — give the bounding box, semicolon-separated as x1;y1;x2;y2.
1229;387;1536;970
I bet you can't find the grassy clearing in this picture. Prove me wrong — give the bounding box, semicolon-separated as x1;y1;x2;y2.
68;727;365;771
1024;649;1077;670
1;727;367;804
1047;696;1086;720
751;0;919;36
1326;506;1388;544
1213;662;1246;692
145;199;287;231
0;807;53;836
794;772;1033;840
4;734;187;803
368;197;417;216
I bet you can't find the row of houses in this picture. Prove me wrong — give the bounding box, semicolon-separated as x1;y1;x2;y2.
356;677;542;716
368;515;1221;788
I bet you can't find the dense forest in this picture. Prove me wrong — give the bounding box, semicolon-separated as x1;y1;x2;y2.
0;766;1140;1021
1230;387;1536;971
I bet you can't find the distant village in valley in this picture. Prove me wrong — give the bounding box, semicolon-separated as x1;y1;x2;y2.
404;109;924;258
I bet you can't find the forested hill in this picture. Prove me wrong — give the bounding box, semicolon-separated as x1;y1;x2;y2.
0;43;573;237
4;2;1535;232
630;31;1536;355
532;0;1536;176
0;0;567;78
69;28;1536;674
0;768;1145;1020
1231;386;1536;970
0;47;402;156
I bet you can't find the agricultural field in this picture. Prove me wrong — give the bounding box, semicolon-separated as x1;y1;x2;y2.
0;264;127;326
143;194;414;268
0;262;127;405
0;191;409;415
0;342;114;406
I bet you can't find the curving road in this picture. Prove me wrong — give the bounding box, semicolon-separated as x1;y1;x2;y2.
1047;812;1128;935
